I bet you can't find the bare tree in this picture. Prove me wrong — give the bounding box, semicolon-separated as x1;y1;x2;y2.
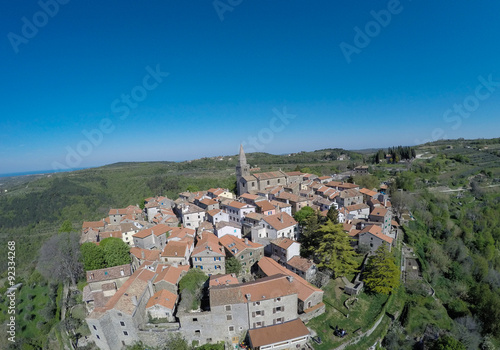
37;232;83;287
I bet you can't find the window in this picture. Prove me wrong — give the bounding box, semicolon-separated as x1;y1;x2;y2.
195;330;201;336
225;305;232;311
229;326;235;332
275;297;281;302
93;325;97;330
193;318;198;322
120;321;125;326
227;315;232;321
253;301;261;306
96;335;100;340
123;331;128;336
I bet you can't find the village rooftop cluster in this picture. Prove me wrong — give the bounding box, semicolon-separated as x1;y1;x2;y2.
79;146;397;350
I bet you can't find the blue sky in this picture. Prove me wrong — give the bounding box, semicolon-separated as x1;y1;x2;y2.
1;1;499;173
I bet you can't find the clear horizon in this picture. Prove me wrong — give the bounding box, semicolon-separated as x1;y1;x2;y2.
2;1;500;173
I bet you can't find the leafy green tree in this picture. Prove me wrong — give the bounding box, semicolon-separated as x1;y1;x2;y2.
326;206;339;224
294;206;315;226
353;174;378;190
59;219;73;233
315;220;359;277
179;268;208;293
80;242;106;271
225;257;242;275
165;333;190;350
395;171;415;191
431;335;466;350
99;237;131;267
364;244;399;295
298;211;322;258
186;185;200;192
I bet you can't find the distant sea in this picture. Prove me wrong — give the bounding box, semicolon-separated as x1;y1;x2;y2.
0;167;89;178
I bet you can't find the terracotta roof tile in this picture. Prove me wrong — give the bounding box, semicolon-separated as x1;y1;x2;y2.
270;238;297;250
370;207;388;217
286;255;314;272
263;212;297;231
359;225;393;244
161;241;189;257
209;273;239;287
192;232;225;256
219;235;263;256
154;264;189;285
210;274;296;307
146;289;177;310
248;319;309;347
257;257;322;302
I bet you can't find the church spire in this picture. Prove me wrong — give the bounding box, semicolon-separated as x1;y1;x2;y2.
239;144;247;166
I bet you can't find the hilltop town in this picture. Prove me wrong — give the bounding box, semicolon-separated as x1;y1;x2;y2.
79;145;397;350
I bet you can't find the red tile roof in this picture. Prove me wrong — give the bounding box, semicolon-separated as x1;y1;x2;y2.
359;188;378;197
154;264;189;285
192;232;225;256
210;274;297;306
263;212;297;231
248;319;309;347
219;235;263;256
286;255;314;272
161;241;189;257
370;207;388;217
146;289;177;310
256;200;276;212
209;273;239;287
270;237;297;250
257;257;322;302
129;248;161;261
82;220;105;229
359;225;393;244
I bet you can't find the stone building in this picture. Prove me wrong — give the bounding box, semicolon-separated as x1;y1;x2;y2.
251;212;298;250
132;224;170;250
219;235;264;273
368;207;392;235
191;232;226;275
178;274;299;346
358;224;393;253
236;145;288;196
257;257;325;322
86;266;157;350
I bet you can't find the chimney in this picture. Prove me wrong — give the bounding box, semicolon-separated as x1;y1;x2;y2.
286;276;294;283
245;293;251;301
132;296;138;306
141;250;145;259
174;252;177;256
245;238;249;245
